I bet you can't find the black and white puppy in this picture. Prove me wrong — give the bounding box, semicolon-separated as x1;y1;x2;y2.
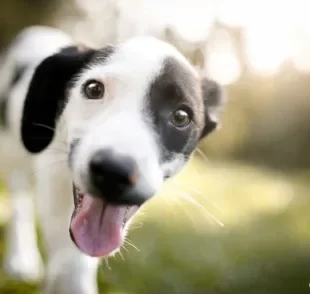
0;26;224;293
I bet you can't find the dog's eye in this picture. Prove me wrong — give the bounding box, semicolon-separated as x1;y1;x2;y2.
171;108;191;128
83;80;105;100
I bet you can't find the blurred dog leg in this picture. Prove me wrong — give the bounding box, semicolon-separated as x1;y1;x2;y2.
3;170;43;281
34;153;99;294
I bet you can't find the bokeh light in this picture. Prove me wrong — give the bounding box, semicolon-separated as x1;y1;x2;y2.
204;29;241;85
68;0;310;84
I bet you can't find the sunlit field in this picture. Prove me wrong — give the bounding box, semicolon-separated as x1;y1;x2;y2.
1;157;310;294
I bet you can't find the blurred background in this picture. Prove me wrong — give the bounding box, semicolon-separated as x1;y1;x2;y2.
1;0;310;293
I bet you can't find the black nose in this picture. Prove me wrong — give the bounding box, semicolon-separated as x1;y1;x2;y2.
89;150;142;204
90;150;137;186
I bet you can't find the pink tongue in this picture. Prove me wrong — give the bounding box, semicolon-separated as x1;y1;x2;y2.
70;194;127;257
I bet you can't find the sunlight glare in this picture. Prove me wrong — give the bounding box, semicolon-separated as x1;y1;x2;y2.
204;29;241;85
291;33;310;73
168;0;215;43
216;0;250;28
244;26;291;76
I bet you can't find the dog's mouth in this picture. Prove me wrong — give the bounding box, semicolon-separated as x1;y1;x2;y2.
70;185;140;257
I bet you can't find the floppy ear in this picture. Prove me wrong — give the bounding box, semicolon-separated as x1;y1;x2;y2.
200;78;225;139
21;45;96;153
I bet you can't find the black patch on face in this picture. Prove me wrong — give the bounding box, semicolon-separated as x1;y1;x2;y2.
200;78;225;139
21;45;115;154
147;57;225;177
0;65;27;127
147;57;202;164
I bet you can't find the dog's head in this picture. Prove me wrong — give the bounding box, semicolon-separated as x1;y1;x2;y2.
21;36;224;257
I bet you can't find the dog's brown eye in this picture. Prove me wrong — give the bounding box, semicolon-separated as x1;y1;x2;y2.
83;80;104;100
172;108;191;128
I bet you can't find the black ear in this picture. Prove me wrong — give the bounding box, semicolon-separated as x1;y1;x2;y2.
21;45;96;153
200;78;225;139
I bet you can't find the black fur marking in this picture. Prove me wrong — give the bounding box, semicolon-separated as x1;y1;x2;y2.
21;47;96;153
0;65;27;127
21;45;116;154
147;57;201;164
200;78;224;139
147;57;223;177
22;45;116;153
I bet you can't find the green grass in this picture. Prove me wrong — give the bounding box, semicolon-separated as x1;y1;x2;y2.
0;158;310;293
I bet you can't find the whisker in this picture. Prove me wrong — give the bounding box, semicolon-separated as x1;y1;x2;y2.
31;123;67;146
124;239;140;252
149;193;200;227
172;189;224;227
118;250;125;261
128;222;144;230
99;258;109;275
32;122;56;132
195;148;209;163
169;181;224;213
121;244;129;253
103;256;111;271
166;194;199;226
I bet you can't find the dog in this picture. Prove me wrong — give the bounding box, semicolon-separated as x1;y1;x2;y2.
0;26;224;294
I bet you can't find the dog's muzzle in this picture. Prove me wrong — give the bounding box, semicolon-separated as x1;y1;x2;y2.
88;149;147;205
69;148;154;257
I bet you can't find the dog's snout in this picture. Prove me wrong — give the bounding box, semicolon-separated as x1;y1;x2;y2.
86;149;154;206
90;150;137;186
88;149;149;205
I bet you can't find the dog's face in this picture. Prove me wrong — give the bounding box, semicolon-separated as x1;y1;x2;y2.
21;37;224;257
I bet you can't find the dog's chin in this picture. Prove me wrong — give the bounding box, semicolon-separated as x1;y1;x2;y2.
70;186;140;257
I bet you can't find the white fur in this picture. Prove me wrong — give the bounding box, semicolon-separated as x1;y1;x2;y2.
0;27;200;294
68;36;196;196
0;27;98;292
